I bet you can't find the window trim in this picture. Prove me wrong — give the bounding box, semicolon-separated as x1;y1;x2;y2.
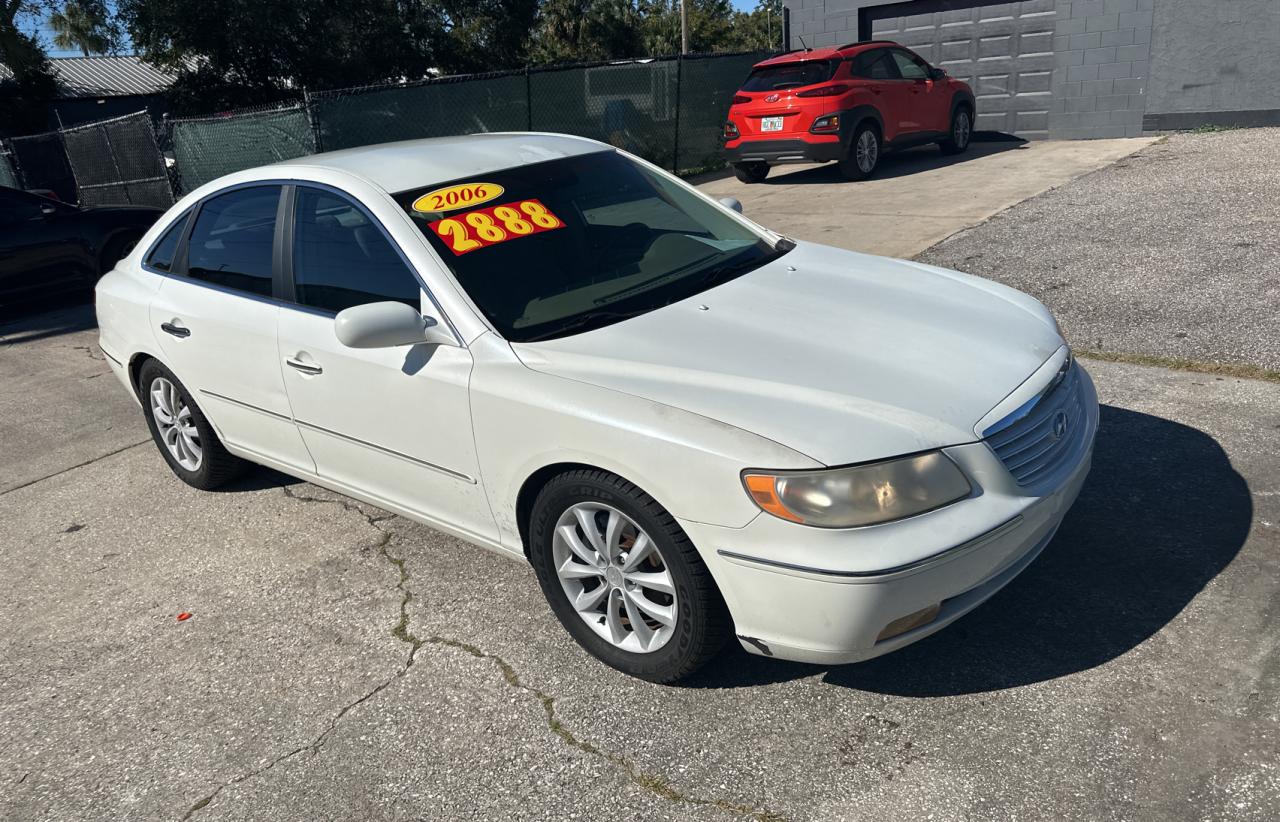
282;182;460;345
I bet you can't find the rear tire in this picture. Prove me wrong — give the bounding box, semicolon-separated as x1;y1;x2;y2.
528;469;731;683
940;106;973;155
839;122;881;180
139;359;249;490
733;161;770;184
98;233;139;278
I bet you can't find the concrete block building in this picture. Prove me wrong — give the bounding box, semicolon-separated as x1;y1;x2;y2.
781;0;1280;138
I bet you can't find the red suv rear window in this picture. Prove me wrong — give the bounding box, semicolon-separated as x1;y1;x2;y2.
741;60;838;92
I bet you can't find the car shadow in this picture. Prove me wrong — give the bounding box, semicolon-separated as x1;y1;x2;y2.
0;297;96;345
212;467;304;493
682;405;1252;694
765;135;1029;186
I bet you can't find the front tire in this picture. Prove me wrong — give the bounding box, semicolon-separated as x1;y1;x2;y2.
839;122;881;180
940;106;973;155
139;360;249;490
733;161;770;184
528;470;731;683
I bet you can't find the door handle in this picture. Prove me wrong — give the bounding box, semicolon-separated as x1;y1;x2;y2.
160;321;190;338
285;356;323;376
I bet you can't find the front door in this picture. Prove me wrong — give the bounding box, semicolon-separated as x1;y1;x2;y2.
891;49;949;134
276;185;495;541
148;184;314;472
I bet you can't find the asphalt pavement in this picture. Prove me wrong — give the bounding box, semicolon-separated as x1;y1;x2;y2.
919;127;1280;373
3;134;1279;821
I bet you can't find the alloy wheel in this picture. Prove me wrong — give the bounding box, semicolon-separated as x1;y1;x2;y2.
856;129;879;173
954;111;971;148
552;502;677;654
150;376;202;471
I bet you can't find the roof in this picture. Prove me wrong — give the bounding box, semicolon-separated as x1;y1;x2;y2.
753;40;901;68
273;133;610;193
0;55;175;99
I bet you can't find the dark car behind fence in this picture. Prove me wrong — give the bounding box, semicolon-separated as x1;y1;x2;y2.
0;50;768;209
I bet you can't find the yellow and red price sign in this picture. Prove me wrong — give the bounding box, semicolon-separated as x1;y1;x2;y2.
427;198;565;256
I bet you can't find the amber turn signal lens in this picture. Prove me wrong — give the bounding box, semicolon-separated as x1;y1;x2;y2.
743;474;803;522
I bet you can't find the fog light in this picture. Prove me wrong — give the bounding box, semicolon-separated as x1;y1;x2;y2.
876;603;940;642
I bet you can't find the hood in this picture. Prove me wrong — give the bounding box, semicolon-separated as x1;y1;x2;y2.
512;241;1062;466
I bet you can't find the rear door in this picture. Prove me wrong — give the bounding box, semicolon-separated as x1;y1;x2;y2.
275;185;495;539
849;48;907;142
0;189;91;300
890;49;949;134
148;184;315;472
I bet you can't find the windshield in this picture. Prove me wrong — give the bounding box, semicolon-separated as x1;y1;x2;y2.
397;150;786;342
741;60;837;92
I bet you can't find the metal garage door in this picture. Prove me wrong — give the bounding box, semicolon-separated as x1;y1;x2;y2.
862;0;1057;138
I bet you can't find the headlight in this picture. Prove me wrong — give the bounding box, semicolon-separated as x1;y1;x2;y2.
742;451;972;528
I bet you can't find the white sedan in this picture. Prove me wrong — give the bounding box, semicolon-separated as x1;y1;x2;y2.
95;134;1097;683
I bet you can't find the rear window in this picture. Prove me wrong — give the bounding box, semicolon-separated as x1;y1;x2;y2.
741;60;837;92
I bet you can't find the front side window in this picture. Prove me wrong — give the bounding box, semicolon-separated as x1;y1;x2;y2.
396;151;787;342
291;187;421;313
851;49;898;80
144;211;190;272
891;50;930;80
741;60;837;92
185;186;280;297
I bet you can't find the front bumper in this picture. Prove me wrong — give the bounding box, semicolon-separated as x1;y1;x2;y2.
681;365;1100;665
724;137;843;165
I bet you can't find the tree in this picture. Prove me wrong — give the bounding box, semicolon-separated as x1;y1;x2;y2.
118;0;446;112
1;1;60;135
530;0;642;65
48;0;119;55
636;0;738;56
436;0;540;74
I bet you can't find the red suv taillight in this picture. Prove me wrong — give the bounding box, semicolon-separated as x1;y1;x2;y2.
723;120;740;140
732;94;751;104
795;84;849;98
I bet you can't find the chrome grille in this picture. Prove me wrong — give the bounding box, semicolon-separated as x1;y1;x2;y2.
986;363;1087;486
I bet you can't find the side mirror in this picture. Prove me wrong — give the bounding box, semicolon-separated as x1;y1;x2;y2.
334;301;455;349
718;196;743;214
929;67;947;81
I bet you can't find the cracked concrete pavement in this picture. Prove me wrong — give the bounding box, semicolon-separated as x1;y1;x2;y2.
3;303;1279;821
2;135;1279;820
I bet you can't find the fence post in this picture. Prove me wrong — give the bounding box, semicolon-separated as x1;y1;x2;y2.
525;67;533;131
672;55;683;173
304;88;323;153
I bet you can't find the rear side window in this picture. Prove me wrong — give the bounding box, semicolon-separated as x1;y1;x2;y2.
291;187;421;313
185;186;281;297
741;60;837;92
144;212;189;272
851;49;899;80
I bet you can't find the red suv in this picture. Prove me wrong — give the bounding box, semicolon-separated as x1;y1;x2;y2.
723;41;975;183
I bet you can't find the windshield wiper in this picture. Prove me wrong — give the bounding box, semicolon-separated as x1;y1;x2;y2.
520;308;649;342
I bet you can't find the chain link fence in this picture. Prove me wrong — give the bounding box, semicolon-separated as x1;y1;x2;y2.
61;111;173;208
8;131;78;202
309;71;529;152
169;104;316;194
3;50;768;207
